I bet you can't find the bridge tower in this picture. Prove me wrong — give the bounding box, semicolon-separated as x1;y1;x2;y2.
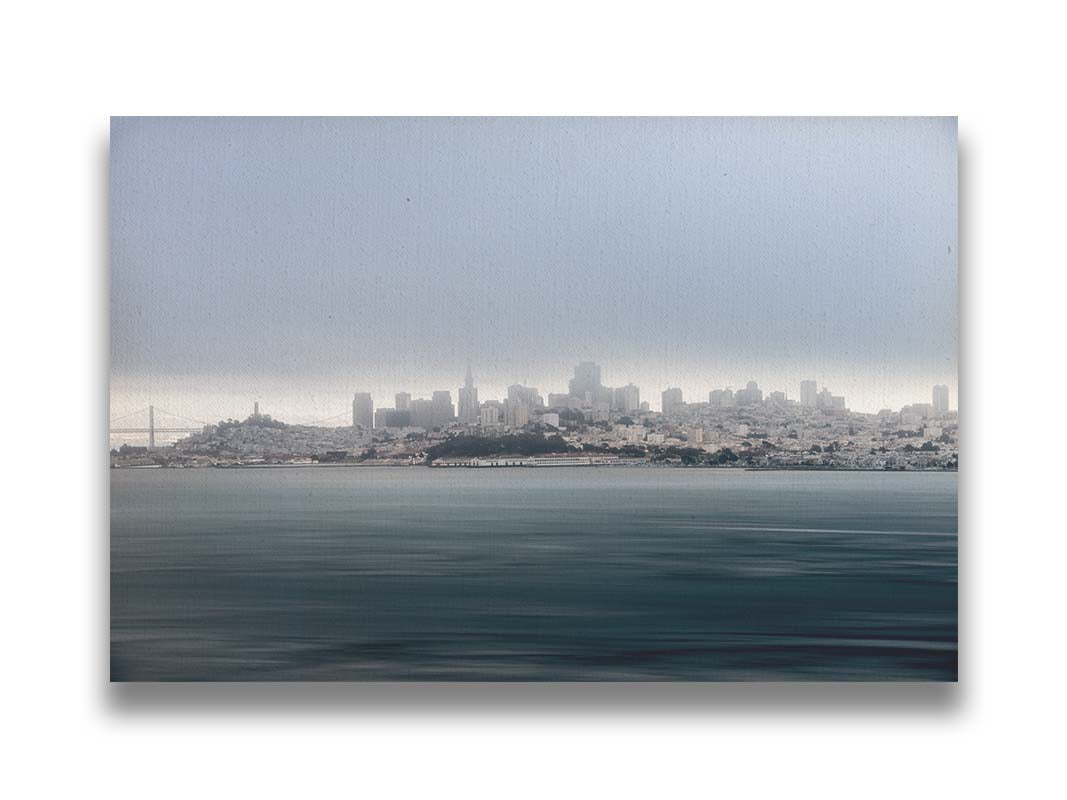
148;405;155;449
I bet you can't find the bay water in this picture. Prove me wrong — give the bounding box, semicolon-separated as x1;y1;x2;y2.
111;467;957;680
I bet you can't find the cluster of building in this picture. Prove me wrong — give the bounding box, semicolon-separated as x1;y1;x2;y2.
111;361;957;471
347;362;863;435
352;363;642;432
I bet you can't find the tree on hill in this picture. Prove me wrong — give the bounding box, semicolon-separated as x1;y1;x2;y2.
425;433;573;462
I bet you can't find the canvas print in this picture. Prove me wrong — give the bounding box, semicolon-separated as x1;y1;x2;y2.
110;117;957;681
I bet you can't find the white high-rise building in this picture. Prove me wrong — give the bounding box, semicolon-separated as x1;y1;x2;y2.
661;387;683;415
613;383;641;412
933;384;950;413
800;380;818;408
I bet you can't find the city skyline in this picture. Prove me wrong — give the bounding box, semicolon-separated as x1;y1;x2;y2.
111;360;955;431
111;354;958;474
111;117;957;423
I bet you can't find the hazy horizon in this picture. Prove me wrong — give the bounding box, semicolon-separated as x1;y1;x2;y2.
111;117;957;420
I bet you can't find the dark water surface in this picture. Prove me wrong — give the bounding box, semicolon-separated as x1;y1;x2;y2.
111;468;957;681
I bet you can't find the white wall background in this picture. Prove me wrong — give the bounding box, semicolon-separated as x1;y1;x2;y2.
2;2;1064;797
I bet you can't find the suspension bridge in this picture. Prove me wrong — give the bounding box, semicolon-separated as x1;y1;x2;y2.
109;406;209;448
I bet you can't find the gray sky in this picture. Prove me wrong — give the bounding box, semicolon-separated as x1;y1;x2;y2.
111;117;956;419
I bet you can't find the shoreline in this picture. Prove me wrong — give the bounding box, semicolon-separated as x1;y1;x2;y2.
111;462;958;473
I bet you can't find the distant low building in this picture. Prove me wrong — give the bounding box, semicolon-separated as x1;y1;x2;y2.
709;388;734;407
547;393;580;409
735;381;763;406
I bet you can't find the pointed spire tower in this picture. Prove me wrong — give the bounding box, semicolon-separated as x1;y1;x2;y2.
459;361;479;424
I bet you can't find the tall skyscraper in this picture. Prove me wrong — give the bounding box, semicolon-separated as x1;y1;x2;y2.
352;392;374;429
409;398;434;429
394;392;411;412
568;362;610;405
613;383;640;412
431;390;455;426
457;364;480;423
800;380;818;408
933;385;950;413
661;387;683;415
507;384;542;407
504;398;529;428
569;362;601;395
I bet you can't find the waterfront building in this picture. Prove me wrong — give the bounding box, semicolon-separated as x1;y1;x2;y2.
352;392;373;429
